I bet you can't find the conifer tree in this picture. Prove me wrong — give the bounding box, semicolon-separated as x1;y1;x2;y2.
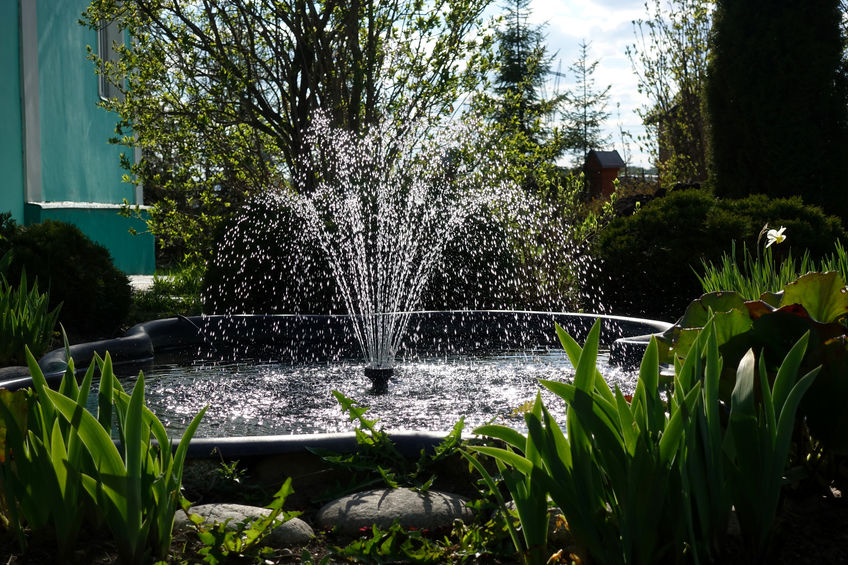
562;39;611;165
706;0;848;220
480;0;567;194
491;0;561;142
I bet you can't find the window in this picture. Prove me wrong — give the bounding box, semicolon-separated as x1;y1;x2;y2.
97;20;125;101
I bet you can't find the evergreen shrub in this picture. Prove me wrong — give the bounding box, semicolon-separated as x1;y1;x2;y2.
203;200;343;314
0;217;131;338
593;190;846;321
204;201;524;314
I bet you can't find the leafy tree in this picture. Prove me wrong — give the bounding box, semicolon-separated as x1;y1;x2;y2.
627;0;712;185
706;0;848;222
562;39;611;166
83;0;495;263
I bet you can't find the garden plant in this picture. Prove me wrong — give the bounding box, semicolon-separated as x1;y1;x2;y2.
470;317;820;564
0;250;62;367
0;348;206;563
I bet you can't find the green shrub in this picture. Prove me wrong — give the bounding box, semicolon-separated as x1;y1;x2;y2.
205;180;607;315
203;200;525;314
203;200;343;314
593;190;845;320
1;219;131;338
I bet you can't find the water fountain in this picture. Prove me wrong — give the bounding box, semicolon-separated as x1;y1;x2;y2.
286;113;518;390
0;114;671;456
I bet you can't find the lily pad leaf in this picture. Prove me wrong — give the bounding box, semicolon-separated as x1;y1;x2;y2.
759;290;783;308
674;291;747;329
745;300;776;320
781;271;848;323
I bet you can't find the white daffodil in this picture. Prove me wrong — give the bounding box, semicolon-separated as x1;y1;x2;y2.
765;226;787;247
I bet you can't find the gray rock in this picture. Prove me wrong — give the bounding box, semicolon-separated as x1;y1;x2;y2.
316;487;473;535
175;502;314;547
0;366;30;380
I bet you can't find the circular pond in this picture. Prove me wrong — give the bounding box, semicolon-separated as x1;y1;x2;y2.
129;348;637;438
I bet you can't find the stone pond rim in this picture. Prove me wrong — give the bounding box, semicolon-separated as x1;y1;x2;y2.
0;311;670;458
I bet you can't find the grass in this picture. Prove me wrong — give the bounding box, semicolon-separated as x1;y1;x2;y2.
128;262;204;324
696;240;848;300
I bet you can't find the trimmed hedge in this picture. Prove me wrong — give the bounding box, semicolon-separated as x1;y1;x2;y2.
204;201;529;315
593;190;846;321
203;200;344;314
0;216;131;339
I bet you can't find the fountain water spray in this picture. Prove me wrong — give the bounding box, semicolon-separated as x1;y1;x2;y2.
204;113;608;392
288;114;516;387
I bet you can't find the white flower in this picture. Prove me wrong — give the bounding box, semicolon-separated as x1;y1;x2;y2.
765;226;787;247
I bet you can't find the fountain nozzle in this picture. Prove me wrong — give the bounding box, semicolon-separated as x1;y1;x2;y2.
363;366;394;393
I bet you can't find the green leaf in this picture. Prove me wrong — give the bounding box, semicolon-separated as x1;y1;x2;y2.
123;370;146;551
467;445;534;475
730;349;756;419
472;424;528;452
781;271;848;323
675;292;748;329
772;367;819;476
771;331;809;418
44;388;129;528
555;322;615;404
659;383;700;464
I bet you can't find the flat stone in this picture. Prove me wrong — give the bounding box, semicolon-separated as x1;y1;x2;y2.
175;503;314;547
315;487;473;535
0;366;30;380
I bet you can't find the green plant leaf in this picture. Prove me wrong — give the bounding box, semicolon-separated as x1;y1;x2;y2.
781;271;848;323
472;425;528;452
771;331;809;416
467;446;534;475
42;388;128;514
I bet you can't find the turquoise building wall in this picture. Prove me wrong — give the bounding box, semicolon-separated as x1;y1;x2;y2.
4;0;154;274
24;204;154;275
0;1;25;221
37;1;131;205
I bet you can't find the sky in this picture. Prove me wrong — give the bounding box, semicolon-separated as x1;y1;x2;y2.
523;0;655;168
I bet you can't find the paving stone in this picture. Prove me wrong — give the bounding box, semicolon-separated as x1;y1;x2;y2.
316;487;473;535
175;502;314;547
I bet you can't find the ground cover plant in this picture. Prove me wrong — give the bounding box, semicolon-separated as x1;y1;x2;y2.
129;262;205;324
309;391;467;497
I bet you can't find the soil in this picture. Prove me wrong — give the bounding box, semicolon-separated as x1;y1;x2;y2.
2;488;846;564
758;488;848;564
